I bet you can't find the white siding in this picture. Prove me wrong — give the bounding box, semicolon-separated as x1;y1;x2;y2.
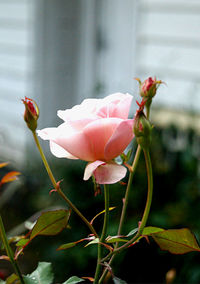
0;0;33;165
136;0;200;112
95;0;138;100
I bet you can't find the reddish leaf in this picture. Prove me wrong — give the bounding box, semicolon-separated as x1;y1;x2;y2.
0;255;10;261
14;210;70;259
16;239;29;247
82;277;94;282
141;226;200;255
30;209;71;240
106;236;128;243
57;236;96;251
0;171;21;185
142;226;164;235
0;162;9;168
57;242;77;251
6;273;19;284
152;228;200;254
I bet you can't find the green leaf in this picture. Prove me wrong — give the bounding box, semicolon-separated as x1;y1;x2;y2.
23;262;54;284
57;242;77;251
6;274;19;284
15;210;71;259
16;239;29;247
30;209;70;240
126;228;138;237
142;226;164;235
113;276;128;284
106;236;128;243
84;238;99;247
151;228;200;254
62;276;84;284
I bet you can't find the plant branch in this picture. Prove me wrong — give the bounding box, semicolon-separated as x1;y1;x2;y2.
94;185;110;284
0;215;25;283
32;131;98;238
100;149;153;269
99;98;152;283
98;145;142;283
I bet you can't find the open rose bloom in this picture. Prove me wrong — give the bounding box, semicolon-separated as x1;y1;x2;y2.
37;93;134;184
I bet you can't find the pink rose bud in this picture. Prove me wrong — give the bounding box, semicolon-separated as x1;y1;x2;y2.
140;77;162;99
133;107;152;149
22;97;39;131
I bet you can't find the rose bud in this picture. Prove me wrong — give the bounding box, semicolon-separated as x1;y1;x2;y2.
140;77;162;98
22;97;39;131
133;109;152;149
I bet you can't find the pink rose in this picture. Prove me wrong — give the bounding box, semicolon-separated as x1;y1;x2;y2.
37;93;134;184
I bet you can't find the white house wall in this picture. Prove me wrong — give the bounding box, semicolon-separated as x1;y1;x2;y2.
95;0;138;100
0;0;34;166
137;0;200;112
1;0;200;166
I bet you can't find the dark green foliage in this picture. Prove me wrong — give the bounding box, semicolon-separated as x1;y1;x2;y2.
1;125;200;283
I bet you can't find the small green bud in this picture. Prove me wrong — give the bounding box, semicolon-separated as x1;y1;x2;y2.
133;110;152;149
22;97;39;131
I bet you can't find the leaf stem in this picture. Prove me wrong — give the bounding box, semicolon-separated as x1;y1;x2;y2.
0;215;25;283
117;100;151;239
98;145;141;283
117;145;142;238
94;185;110;284
99;100;152;283
32;131;98;237
100;149;153;268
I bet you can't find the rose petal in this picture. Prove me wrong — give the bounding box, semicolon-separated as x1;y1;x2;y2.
83;160;105;181
96;93;133;119
37;127;58;140
38;124;94;161
104;119;134;160
57;99;99;122
49;141;78;159
84;161;127;184
57;93;133;122
83;118;122;161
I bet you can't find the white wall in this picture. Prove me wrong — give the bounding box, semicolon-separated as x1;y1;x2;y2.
1;0;200;165
0;0;34;165
94;0;138;99
136;0;200;113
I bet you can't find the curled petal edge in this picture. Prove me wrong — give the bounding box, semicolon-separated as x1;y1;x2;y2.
83;160;127;184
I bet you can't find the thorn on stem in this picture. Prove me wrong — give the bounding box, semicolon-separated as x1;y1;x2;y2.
49;179;63;195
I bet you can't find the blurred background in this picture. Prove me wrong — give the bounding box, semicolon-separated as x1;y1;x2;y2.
0;0;200;283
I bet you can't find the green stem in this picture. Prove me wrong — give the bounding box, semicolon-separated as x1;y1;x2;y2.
117;100;151;239
145;100;151;119
99;100;152;283
98;145;142;284
100;148;153;266
0;215;25;283
32;131;98;237
94;185;110;284
117;145;142;238
135;149;153;235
